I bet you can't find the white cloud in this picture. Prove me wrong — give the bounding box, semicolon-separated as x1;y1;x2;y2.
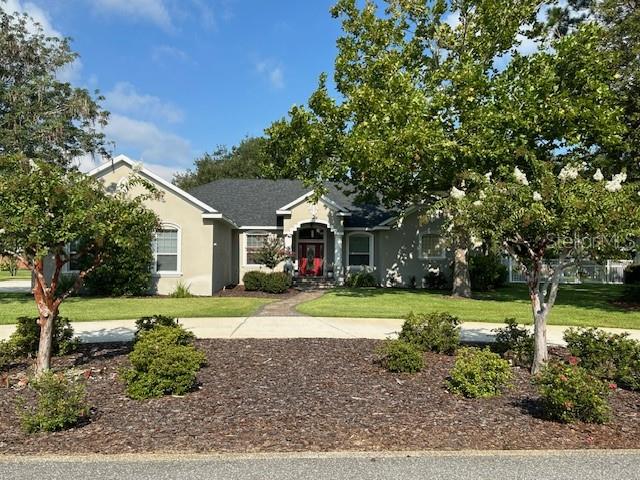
443;10;461;29
104;113;192;167
105;82;184;124
255;59;285;90
57;58;83;84
92;0;173;30
2;0;61;37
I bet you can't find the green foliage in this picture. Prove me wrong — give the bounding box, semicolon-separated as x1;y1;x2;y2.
18;371;89;433
399;312;460;355
243;271;268;291
422;270;449;291
261;272;292;294
2;316;79;360
377;339;424;373
469;254;507;291
243;271;291;293
169;281;193;298
448;347;513;398
564;327;640;391
254;235;287;271
0;8;109;168
624;265;640;285
134;315;179;338
533;361;613;424
0;256;18;276
173;137;289;189
122;325;206;400
492;318;534;368
345;269;377;288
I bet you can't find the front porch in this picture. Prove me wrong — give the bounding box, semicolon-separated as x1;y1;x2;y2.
285;223;344;283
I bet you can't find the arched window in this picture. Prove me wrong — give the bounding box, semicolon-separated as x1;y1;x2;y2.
153;223;181;274
347;232;374;268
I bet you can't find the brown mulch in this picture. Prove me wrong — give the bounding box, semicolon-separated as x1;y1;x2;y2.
216;285;299;299
1;339;639;455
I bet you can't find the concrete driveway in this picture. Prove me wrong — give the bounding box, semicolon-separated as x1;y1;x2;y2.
1;450;639;480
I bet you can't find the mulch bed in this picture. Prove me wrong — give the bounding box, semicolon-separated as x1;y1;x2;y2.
216;285;299;299
1;339;639;455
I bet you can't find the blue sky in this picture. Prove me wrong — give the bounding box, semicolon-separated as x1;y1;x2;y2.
3;0;343;179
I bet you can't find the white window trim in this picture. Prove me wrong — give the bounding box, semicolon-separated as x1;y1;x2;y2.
153;222;182;276
346;232;374;268
418;230;447;260
62;242;80;274
243;230;270;267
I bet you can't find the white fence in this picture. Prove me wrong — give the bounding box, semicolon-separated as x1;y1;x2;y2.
506;258;633;285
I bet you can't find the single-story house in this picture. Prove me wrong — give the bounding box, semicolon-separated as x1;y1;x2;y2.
89;155;449;296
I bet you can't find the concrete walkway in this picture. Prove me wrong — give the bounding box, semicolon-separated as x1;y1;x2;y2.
1;315;639;345
255;290;325;316
0;279;31;293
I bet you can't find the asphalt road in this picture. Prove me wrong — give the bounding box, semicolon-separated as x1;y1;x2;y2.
2;450;640;480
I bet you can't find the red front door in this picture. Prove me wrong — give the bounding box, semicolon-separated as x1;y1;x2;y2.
298;243;324;277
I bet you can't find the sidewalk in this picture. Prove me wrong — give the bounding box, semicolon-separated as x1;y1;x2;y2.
1;316;639;345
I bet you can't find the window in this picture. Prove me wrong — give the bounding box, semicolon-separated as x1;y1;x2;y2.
245;232;268;265
348;233;373;267
153;226;180;273
65;240;82;272
420;233;446;259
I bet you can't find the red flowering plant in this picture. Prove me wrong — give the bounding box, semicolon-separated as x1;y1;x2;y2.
532;360;613;424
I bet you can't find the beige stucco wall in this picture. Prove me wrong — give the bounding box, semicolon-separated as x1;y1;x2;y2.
212;220;233;292
283;198;344;235
95;162;215;296
376;211;450;287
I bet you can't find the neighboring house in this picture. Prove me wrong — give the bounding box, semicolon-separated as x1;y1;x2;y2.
90;155;449;295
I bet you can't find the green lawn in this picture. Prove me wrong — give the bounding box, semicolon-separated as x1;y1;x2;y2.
296;284;640;329
0;270;31;282
0;294;272;325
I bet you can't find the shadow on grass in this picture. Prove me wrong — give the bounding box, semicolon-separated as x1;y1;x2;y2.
330;284;629;313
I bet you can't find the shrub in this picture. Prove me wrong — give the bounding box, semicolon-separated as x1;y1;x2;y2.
448;347;513;398
345;268;377;288
169;281;193;298
1;256;18;276
623;264;640;285
469;254;508;291
492;318;534;368
243;270;268;291
0;340;16;370
564;327;640;391
54;273;78;297
261;272;292;294
18;371;90;433
399;312;460;354
377;339;424;373
423;269;448;290
7;316;79;359
533;361;613;423
134;315;179;338
121;325;206;400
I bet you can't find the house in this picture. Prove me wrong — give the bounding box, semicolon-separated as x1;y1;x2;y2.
89;155;449;295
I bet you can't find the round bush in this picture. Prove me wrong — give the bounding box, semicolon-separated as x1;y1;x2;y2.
243;270;268;291
5;316;79;359
345;269;378;288
533;360;613;424
122;325;206;400
261;272;292;294
378;339;424;373
492;318;534;368
399;312;460;354
18;371;89;433
469;253;507;291
447;347;513;398
134;314;179;338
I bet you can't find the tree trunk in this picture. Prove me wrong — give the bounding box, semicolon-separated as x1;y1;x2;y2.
452;247;471;298
35;310;56;375
529;282;549;374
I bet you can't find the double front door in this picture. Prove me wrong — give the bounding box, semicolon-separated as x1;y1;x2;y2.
298;242;324;277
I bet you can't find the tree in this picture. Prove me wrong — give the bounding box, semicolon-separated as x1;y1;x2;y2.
0;155;159;373
0;6;109;166
265;0;545;297
255;234;289;271
439;164;640;373
174;136;282;190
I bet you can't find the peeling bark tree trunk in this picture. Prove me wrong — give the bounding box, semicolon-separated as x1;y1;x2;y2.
35;309;57;374
452;247;471;298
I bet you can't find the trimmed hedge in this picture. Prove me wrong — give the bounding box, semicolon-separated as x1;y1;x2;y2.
242;270;291;294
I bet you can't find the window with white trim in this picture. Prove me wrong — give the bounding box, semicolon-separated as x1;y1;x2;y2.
348;233;373;267
153;226;180;273
420;233;446;259
68;240;82;272
245;232;268;265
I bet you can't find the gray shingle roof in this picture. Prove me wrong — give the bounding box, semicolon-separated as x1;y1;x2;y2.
188;179;394;228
